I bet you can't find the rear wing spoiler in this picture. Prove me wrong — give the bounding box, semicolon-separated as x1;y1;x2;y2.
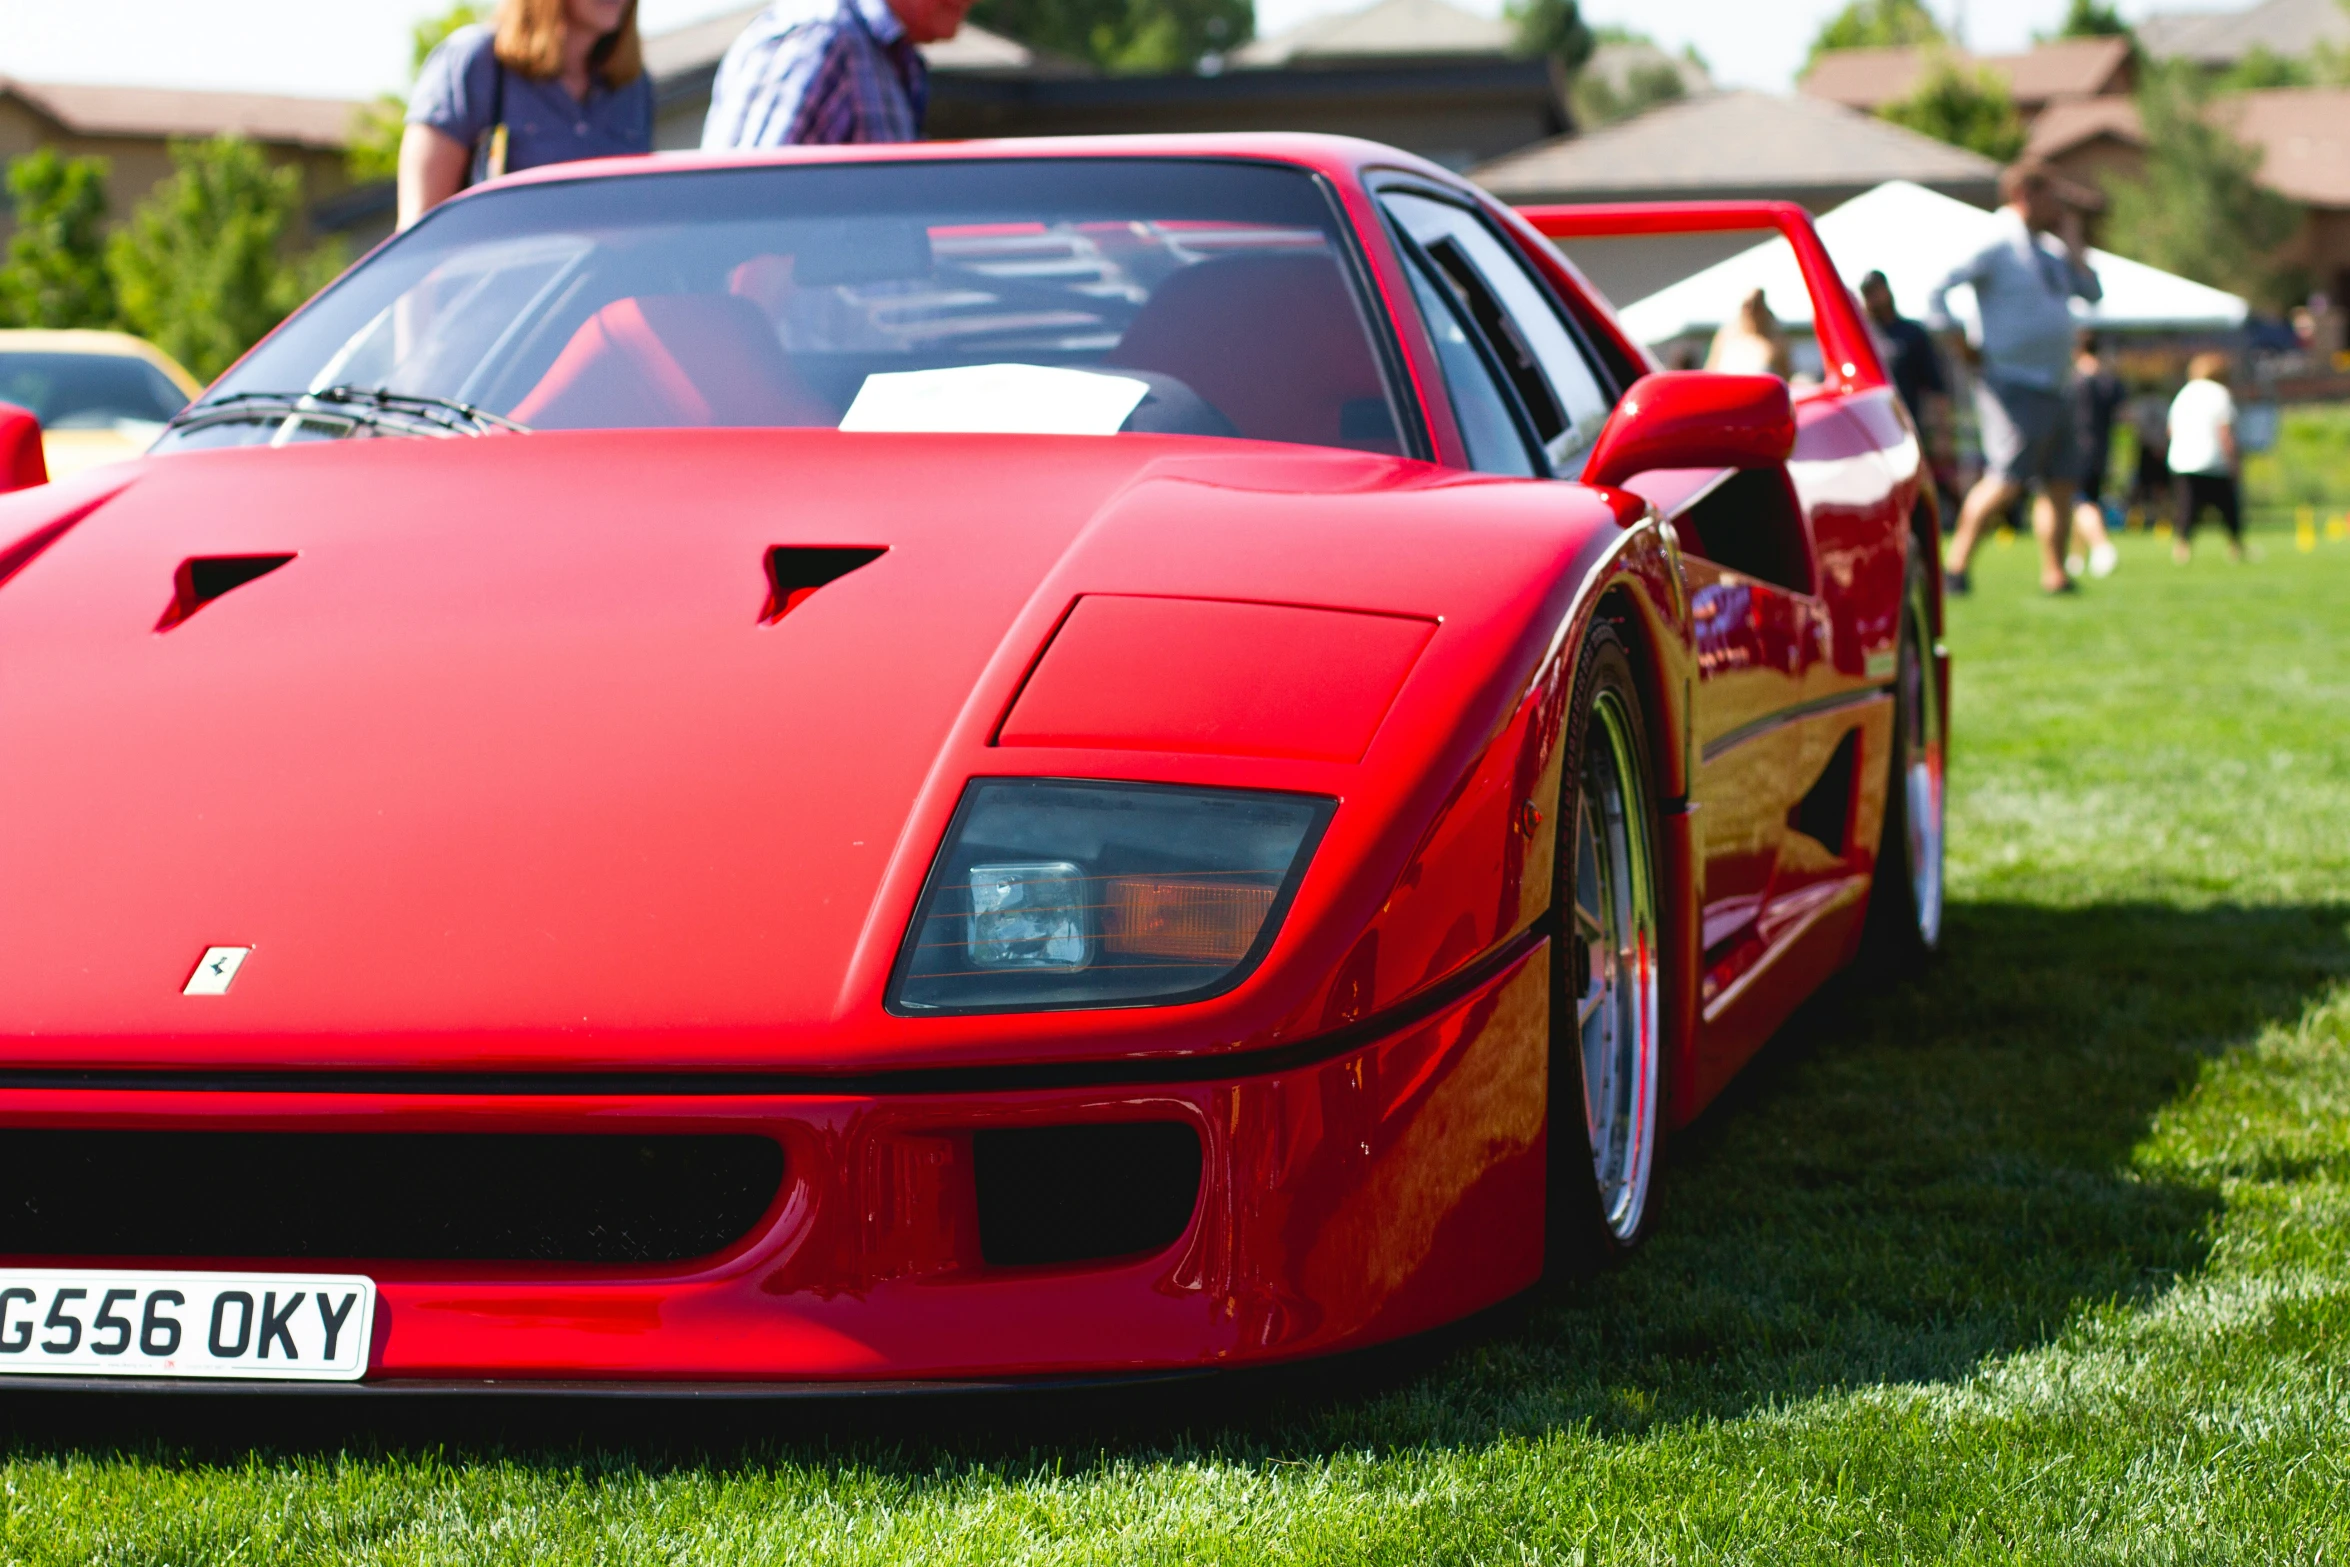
1513;201;1888;399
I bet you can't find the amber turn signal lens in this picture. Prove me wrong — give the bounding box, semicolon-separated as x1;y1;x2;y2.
1104;878;1276;963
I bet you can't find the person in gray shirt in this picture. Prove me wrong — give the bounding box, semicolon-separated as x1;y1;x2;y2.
1927;163;2101;595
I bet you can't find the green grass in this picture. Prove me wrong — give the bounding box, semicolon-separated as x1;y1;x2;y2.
6;528;2350;1563
2245;403;2350;521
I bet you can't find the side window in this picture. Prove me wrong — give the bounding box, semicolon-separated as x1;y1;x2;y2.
1401;256;1538;477
1383;192;1617;478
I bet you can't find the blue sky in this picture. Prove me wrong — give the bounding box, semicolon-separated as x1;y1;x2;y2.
0;0;2193;100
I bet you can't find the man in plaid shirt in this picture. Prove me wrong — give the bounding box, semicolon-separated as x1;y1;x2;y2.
701;0;976;147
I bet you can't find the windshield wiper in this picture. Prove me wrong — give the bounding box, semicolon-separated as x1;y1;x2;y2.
167;386;530;439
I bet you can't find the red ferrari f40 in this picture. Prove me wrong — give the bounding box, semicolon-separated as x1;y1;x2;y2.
0;135;1944;1389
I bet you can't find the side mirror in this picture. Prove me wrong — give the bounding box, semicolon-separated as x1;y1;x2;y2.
1582;371;1794;493
0;402;47;494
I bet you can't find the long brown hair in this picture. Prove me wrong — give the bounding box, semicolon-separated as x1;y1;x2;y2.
494;0;644;87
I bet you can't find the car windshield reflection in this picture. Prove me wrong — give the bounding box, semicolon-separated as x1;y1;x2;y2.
161;159;1404;456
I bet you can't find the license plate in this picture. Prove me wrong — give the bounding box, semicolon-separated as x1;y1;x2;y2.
0;1269;374;1381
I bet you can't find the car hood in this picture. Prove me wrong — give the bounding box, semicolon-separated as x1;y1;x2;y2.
0;430;1480;1068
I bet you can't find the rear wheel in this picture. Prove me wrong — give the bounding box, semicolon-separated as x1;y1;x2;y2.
1863;543;1947;969
1549;624;1663;1271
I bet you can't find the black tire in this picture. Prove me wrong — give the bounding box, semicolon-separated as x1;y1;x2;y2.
1547;622;1666;1276
1860;538;1947;974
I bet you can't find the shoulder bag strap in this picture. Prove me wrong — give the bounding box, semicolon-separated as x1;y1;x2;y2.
470;57;509;186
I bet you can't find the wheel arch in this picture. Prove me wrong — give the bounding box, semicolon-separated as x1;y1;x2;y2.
1565;523;1701;1135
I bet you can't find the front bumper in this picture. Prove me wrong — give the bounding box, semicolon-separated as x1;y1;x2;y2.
0;943;1548;1386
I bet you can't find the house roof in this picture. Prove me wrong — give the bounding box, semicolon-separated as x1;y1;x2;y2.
1799;35;2132;113
2021;84;2350;210
1471;89;2001;202
2138;0;2350;66
1231;0;1513;67
0;77;362;149
644;7;1053;82
2222;86;2350;207
2024;93;2147;159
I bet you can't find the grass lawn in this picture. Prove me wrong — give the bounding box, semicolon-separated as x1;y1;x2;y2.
5;523;2350;1563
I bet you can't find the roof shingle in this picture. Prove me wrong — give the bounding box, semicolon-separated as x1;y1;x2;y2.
0;77;363;148
1799;36;2131;114
1471;89;2001;203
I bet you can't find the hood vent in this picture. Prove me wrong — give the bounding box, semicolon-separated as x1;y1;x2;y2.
157;553;296;631
761;545;885;624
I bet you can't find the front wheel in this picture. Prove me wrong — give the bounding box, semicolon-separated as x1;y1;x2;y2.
1549;623;1664;1272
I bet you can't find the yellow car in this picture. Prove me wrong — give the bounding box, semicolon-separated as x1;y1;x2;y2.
0;329;204;482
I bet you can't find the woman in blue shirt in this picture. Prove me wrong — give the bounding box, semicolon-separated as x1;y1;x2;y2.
399;0;654;230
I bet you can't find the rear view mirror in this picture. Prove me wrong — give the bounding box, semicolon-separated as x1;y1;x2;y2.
0;401;46;493
1582;372;1794;492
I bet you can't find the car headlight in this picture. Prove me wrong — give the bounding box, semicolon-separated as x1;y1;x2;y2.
890;779;1332;1014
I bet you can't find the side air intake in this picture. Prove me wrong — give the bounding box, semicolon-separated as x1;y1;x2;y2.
1787;727;1860;856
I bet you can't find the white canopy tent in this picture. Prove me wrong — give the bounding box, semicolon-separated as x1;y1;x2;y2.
1615;180;2249;348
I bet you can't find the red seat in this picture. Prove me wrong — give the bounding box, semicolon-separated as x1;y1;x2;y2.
1103;252;1390;450
508;294;834;430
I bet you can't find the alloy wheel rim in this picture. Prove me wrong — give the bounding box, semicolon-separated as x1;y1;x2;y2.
1572;690;1659;1242
1899;585;1946;949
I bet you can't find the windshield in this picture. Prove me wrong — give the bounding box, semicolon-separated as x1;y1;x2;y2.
159;158;1403;457
0;351;189;436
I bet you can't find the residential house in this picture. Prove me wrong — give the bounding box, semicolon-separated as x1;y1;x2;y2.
0;78;362;247
2137;0;2350;68
2027;84;2350;307
1797;35;2135;128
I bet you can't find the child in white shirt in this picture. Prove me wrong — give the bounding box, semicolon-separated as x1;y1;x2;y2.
2167;352;2241;564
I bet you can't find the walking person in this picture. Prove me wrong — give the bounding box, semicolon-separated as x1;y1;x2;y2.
2167;352;2244;564
1704;288;1791;378
2127;387;2172;530
1926;163;2102;595
1858;269;1956;523
400;0;652;230
2068;330;2123;578
701;0;977;149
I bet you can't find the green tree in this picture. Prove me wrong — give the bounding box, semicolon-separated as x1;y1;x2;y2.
1507;0;1594;74
349;2;487;182
107;136;346;380
969;0;1250;72
2217;43;2314;90
0;149;117;329
1880;50;2028;161
1572;58;1687;126
1809;0;1943;64
2056;0;2128;36
2104;63;2304;309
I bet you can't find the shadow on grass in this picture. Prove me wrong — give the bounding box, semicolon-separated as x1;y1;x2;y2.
5;900;2346;1473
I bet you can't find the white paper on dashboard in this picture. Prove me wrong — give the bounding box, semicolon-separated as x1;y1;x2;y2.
838;363;1151;436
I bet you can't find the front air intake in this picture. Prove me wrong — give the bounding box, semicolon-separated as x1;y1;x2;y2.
156;553;296;630
972;1121;1203;1267
761;545;886;623
0;1131;784;1265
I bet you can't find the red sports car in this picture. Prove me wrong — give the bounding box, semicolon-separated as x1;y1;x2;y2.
0;135;1942;1390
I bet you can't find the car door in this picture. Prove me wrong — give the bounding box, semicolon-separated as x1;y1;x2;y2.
1665;465;1833;1066
1380;189;1860;1098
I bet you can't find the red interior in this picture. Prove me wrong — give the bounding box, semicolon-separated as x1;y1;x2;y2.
509;295;835;430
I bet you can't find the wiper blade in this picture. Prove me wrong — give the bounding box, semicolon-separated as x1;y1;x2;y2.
167;386;530;438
